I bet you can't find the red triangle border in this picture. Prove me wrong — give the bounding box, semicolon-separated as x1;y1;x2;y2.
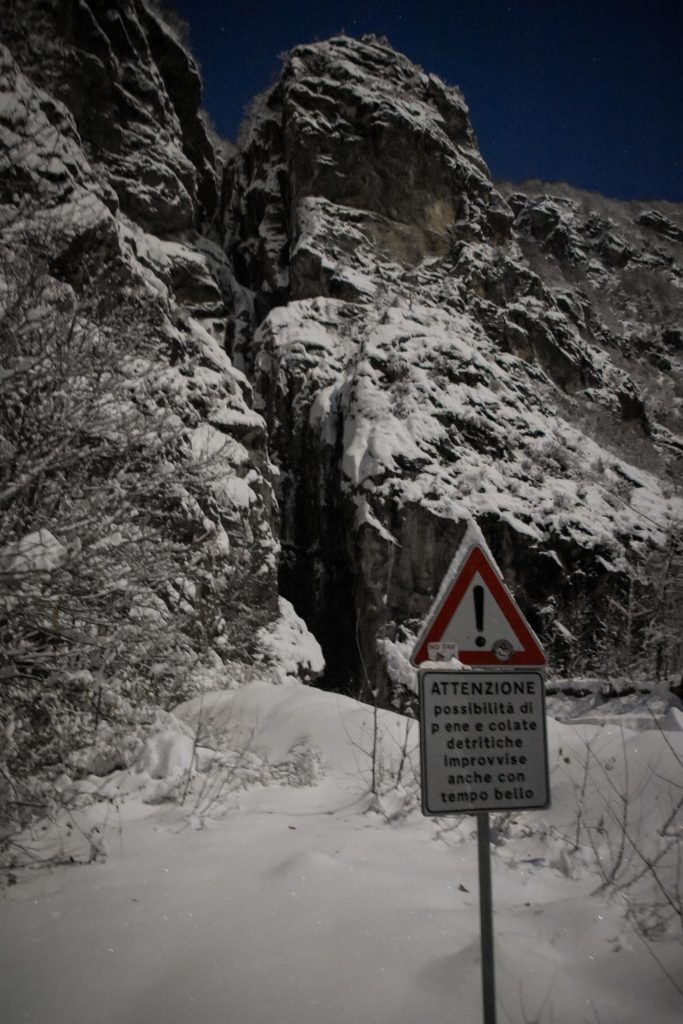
412;547;546;667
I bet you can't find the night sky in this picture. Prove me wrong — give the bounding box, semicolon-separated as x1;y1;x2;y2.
166;0;682;202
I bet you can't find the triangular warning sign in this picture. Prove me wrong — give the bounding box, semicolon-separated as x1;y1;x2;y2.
411;543;546;667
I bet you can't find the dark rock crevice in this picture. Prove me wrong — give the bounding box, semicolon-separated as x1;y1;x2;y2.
277;407;361;695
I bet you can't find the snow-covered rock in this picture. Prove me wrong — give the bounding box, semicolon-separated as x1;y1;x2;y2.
226;34;682;702
2;0;217;231
0;0;284;797
1;11;681;790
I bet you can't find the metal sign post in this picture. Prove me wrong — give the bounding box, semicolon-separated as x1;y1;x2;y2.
477;813;496;1024
419;667;550;1024
413;524;550;1024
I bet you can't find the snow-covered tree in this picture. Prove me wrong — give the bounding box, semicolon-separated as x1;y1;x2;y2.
0;211;273;829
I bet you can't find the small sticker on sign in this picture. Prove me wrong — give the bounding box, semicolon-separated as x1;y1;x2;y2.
427;642;459;661
492;639;514;662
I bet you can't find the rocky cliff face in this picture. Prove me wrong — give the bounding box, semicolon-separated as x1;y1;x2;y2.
0;0;278;613
0;0;324;790
226;34;682;701
2;0;217;230
1;9;681;750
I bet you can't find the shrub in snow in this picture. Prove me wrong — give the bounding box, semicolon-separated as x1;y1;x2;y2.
0;210;278;841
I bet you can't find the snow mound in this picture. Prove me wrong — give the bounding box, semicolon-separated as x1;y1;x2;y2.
134;730;195;780
2;682;682;1024
256;597;325;683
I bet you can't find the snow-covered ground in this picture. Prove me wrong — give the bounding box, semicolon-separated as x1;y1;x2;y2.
1;681;682;1024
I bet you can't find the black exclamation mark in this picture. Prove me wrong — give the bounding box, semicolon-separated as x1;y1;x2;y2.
473;585;486;647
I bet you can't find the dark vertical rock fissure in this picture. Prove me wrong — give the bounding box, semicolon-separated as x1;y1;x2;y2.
275;401;361;696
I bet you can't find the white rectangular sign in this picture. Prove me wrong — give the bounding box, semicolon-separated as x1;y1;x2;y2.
419;668;550;814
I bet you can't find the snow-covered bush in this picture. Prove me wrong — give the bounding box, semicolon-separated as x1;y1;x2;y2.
0;212;272;838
